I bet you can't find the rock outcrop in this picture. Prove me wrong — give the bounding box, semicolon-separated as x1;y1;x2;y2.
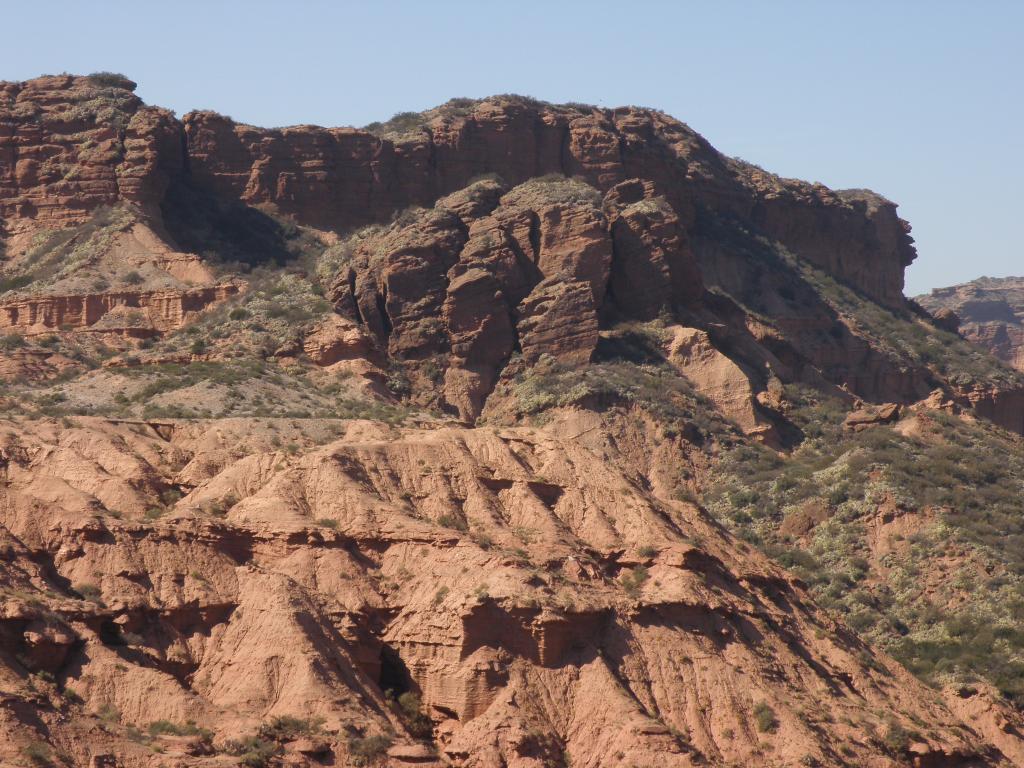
667;326;774;438
0;75;180;245
0;283;240;335
3;77;914;309
181;102;914;308
0;415;1007;767
918;277;1024;370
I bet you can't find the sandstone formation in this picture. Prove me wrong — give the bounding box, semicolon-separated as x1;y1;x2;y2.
0;75;180;244
918;277;1024;370
666;326;774;438
843;402;902;431
0;283;240;335
0;415;1008;768
4;77;912;307
2;73;1024;768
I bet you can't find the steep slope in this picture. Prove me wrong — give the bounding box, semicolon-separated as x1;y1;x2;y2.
917;277;1024;371
0;413;1000;768
3;73;1024;767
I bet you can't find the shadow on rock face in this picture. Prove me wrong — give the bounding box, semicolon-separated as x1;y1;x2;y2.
160;177;313;269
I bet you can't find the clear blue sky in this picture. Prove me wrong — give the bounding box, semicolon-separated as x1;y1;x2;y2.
3;0;1021;296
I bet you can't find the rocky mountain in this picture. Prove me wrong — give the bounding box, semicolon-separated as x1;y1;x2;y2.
3;73;1024;767
917;277;1024;371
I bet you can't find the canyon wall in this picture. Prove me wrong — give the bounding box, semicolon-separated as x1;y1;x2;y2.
2;75;914;309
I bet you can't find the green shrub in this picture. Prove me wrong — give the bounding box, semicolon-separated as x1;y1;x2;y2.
223;736;279;767
257;714;322;742
881;721;913;752
87;72;136;90
0;333;26;351
63;686;84;704
619;566;650;597
75;583;102;603
753;701;778;733
0;274;33;293
396;692;433;738
363;111;425;135
349;734;392;765
147;720;213;740
437;513;467;532
22;742;52;767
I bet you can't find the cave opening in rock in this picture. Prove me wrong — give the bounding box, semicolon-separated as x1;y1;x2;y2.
378;643;412;697
98;620;124;646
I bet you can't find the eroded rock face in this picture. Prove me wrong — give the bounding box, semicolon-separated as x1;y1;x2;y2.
302;314;378;366
339;208;467;358
0;75;181;242
3;76;916;309
517;277;598;365
604;179;702;318
0;415;1007;767
667;326;773;439
919;277;1024;370
1;75;954;430
0;284;240;335
180;101;914;308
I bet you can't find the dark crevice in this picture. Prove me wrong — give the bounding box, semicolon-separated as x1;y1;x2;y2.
348;268;363;324
527;212;542;267
376;286;393;338
378;643;412;696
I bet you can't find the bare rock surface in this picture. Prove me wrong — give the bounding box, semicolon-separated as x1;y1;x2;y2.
0;414;1008;766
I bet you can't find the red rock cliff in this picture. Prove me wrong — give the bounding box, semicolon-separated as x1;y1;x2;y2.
0;75;181;241
2;77;915;308
182;100;916;307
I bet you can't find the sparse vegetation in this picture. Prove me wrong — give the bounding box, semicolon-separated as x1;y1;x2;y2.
257;714;323;742
87;71;136;90
348;733;393;766
62;686;84;705
437;513;467;532
706;386;1024;703
222;735;279;768
74;583;102;603
363;110;427;136
147;720;213;741
512;356;732;441
395;692;433;738
753;702;778;733
22;741;52;767
619;566;650;598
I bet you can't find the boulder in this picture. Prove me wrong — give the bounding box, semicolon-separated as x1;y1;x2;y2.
843;402;902;431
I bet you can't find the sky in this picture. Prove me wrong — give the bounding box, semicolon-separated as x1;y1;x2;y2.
2;1;1021;296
